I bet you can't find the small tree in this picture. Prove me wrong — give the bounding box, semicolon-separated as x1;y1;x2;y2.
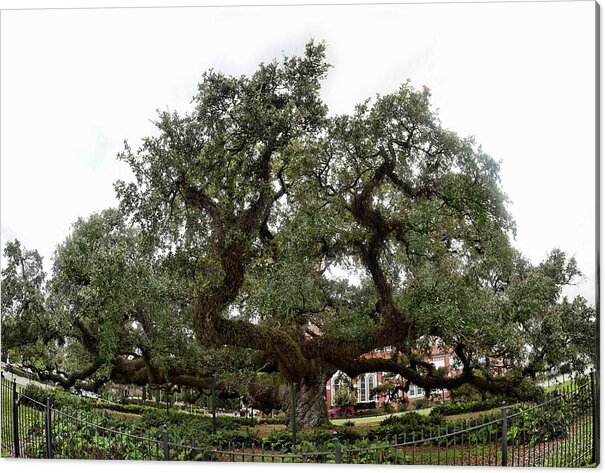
334;387;356;408
333;372;356;410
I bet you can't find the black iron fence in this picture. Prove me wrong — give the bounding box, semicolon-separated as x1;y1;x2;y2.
1;371;598;466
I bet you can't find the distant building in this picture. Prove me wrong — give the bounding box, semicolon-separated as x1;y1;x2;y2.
325;344;458;410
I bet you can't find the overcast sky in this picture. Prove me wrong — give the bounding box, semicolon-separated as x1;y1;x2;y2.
1;0;597;308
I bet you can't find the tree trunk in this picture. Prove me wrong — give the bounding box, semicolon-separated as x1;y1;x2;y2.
283;371;330;429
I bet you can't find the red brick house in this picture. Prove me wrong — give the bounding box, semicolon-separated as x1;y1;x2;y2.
325;344;458;411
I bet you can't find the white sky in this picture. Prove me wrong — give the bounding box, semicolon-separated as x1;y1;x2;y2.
1;0;597;311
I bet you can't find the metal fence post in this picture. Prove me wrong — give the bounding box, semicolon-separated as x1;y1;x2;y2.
211;374;217;434
333;431;342;464
501;401;508;467
291;382;297;447
591;369;599;464
162;424;170;460
45;395;53;458
12;379;20;458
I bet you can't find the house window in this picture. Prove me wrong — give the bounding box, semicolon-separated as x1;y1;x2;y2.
358;373;377;403
408;383;424;398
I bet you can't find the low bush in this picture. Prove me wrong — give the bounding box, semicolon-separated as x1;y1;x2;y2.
355;408;379;417
262;424;362;449
336;425;363;443
302;429;333;445
209;428;260;448
412;398;431;410
380;403;396;414
94;400;152;415
430;397;506;417
20;384;54;408
369;412;445;439
266;428;295;448
354;401;376;410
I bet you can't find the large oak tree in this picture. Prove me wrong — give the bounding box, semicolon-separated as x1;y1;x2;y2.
2;41;595;428
112;41;595;426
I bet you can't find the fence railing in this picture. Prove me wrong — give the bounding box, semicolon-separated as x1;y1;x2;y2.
0;371;598;465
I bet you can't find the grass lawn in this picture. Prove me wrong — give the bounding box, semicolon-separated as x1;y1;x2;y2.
545;380;573;393
443;406;502;422
330;407;432;426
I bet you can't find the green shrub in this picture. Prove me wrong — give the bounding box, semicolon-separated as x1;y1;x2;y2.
209;428;260;448
336;438;407;464
301;429;333;445
266;428;295;448
336;426;362;443
354;401;376;410
412;398;431;410
397;402;409;412
94;400;150;415
334;387;356;408
369;412;445;439
21;384;56;408
430;397;505;417
504;398;575;446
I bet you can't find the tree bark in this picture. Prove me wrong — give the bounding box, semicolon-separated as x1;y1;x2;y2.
282;371;331;429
